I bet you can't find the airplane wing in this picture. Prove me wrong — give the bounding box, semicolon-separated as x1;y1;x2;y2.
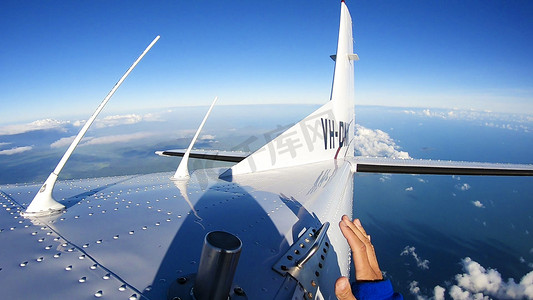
0;159;353;299
155;149;248;163
353;157;533;176
155;154;533;176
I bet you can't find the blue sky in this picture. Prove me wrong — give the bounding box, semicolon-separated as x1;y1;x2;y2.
2;0;533;124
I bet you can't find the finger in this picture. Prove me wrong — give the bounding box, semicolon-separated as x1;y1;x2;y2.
339;218;367;260
353;221;382;279
341;216;383;280
353;218;368;237
352;219;382;279
339;219;376;280
342;216;371;248
365;246;382;280
335;277;357;300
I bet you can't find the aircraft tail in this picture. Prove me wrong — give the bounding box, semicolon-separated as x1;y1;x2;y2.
226;1;356;176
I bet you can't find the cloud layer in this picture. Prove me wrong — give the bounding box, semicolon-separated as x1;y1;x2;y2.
0;146;33;155
408;257;533;300
401;246;430;270
80;132;155;146
450;257;533;299
0;119;69;136
0;113;160;137
402;108;530;133
354;124;411;159
51;132;157;148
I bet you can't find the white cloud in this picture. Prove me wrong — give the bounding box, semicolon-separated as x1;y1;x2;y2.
401;246;430;270
415;258;533;299
142;112;165;122
456;183;471;191
94;114;143;128
449;257;533;300
0;146;33;155
73;113;155;129
80;132;155;146
0;142;11;148
379;175;391;182
0;119;69;135
399;108;531;133
472;200;485;208
449;285;485;300
354;124;411;159
409;281;426;300
200;134;216;140
408;281;446;300
73;120;86;127
50;136;77;148
406;187;414;191
484;122;529;132
410;281;421;294
51;129;161;148
434;285;446;300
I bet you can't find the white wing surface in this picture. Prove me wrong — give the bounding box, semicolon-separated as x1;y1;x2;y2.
0;2;357;299
0;159;354;299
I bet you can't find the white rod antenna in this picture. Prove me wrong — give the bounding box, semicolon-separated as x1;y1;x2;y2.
173;96;218;180
23;35;160;216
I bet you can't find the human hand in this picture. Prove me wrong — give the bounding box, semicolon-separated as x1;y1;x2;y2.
335;215;383;300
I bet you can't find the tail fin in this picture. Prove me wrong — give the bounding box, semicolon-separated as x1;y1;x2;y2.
227;1;356;176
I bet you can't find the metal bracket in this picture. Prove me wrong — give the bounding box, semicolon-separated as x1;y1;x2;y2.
272;222;331;299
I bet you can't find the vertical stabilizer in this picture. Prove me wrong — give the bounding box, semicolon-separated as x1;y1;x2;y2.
330;0;357;128
225;1;356;176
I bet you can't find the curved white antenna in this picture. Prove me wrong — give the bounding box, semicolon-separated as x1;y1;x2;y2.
172;96;218;180
23;35;160;216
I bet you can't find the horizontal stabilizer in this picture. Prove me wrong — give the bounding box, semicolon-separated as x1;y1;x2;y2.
156;149;248;163
353;157;533;176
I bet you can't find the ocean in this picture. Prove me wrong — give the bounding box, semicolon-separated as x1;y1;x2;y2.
0;104;531;299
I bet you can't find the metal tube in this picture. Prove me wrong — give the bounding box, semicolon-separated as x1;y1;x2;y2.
193;231;242;300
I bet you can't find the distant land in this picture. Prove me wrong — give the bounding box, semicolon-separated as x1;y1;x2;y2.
0;104;530;184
